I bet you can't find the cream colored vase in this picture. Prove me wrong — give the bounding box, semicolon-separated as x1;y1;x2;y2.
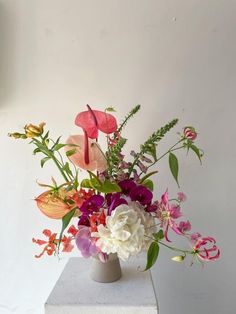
90;253;122;283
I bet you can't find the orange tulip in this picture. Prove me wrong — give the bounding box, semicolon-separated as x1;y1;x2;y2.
35;188;76;219
65;135;107;172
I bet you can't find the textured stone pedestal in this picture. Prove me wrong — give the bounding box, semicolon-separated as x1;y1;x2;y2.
45;256;158;314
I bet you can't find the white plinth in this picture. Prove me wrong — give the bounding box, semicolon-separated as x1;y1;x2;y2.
45;257;158;314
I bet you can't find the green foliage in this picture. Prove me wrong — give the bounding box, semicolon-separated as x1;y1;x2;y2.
141;179;154;191
117;104;141;133
129;119;178;176
169;152;180;187
140;119;178;155
188;143;203;164
81;177;122;193
58;208;76;251
153;230;164;241
40;157;51;167
107;137;127;176
144;242;160;270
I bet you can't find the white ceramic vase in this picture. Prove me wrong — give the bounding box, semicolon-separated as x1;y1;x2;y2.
90;253;122;283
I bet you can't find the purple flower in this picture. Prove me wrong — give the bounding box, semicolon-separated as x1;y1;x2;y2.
78;214;90;226
130;185;153;205
106;193;128;215
80;195;104;215
118;179;137;195
75;226;99;258
145;202;158;213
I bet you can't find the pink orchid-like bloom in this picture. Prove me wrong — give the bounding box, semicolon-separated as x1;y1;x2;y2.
75;105;117;165
177;192;187;202
190;232;201;243
178;220;191;233
65;135;107;172
184;126;197;141
193;237;220;261
157;190;183;242
75;225;99;258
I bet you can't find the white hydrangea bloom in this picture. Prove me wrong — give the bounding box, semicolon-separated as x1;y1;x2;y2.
92;202;157;261
128;201;157;249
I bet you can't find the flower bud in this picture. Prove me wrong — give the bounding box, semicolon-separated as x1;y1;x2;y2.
8;132;27;139
24;122;45;138
171;255;185;262
183;127;197;141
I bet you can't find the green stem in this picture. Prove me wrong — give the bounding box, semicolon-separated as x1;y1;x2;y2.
37;137;70;182
139;141;185;176
158;241;193;255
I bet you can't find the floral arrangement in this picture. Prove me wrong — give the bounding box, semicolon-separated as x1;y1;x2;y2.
9;105;220;269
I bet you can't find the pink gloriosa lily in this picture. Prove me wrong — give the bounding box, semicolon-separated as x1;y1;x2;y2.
193;237;220;261
157;190;183;242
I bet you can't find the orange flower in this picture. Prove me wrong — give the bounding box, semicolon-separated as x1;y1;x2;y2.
72;188;94;208
35;187;76;219
33;229;75;258
32;229;57;258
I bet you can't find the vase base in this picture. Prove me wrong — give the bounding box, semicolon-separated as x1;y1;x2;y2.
90;253;122;283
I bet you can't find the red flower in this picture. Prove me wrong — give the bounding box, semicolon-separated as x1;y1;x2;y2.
75;105;117;165
32;229;57;258
33;229;75;258
90;210;106;232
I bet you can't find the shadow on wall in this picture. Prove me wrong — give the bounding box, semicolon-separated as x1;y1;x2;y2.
0;3;16;108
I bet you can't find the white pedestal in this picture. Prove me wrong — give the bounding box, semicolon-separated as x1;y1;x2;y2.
45;257;158;314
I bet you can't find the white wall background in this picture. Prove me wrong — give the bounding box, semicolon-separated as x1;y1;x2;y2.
0;0;235;313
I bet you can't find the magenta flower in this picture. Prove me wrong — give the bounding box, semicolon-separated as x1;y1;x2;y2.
106;193;128;215
80;195;104;215
193;237;220;261
118;179;137;195
130;185;153;205
157;190;183;242
190;232;201;243
178;220;191;233
75;226;99;258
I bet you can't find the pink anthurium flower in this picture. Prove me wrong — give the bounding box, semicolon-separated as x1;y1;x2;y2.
65;135;107;172
75;105;117;165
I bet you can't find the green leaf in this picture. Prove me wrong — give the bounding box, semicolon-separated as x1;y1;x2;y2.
153;230;164;241
139;171;158;183
87;170;102;186
33;148;41;155
58;208;76;251
62;162;73;177
189;144;202;164
169;152;180;187
43;130;49;141
141;179;154;191
40;157;51;168
144;242;159;271
105;106;116;112
66;148;77;157
97;180;122;193
80;179;94;189
53;143;65;151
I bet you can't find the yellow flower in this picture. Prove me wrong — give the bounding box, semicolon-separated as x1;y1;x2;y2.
24;122;45;138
